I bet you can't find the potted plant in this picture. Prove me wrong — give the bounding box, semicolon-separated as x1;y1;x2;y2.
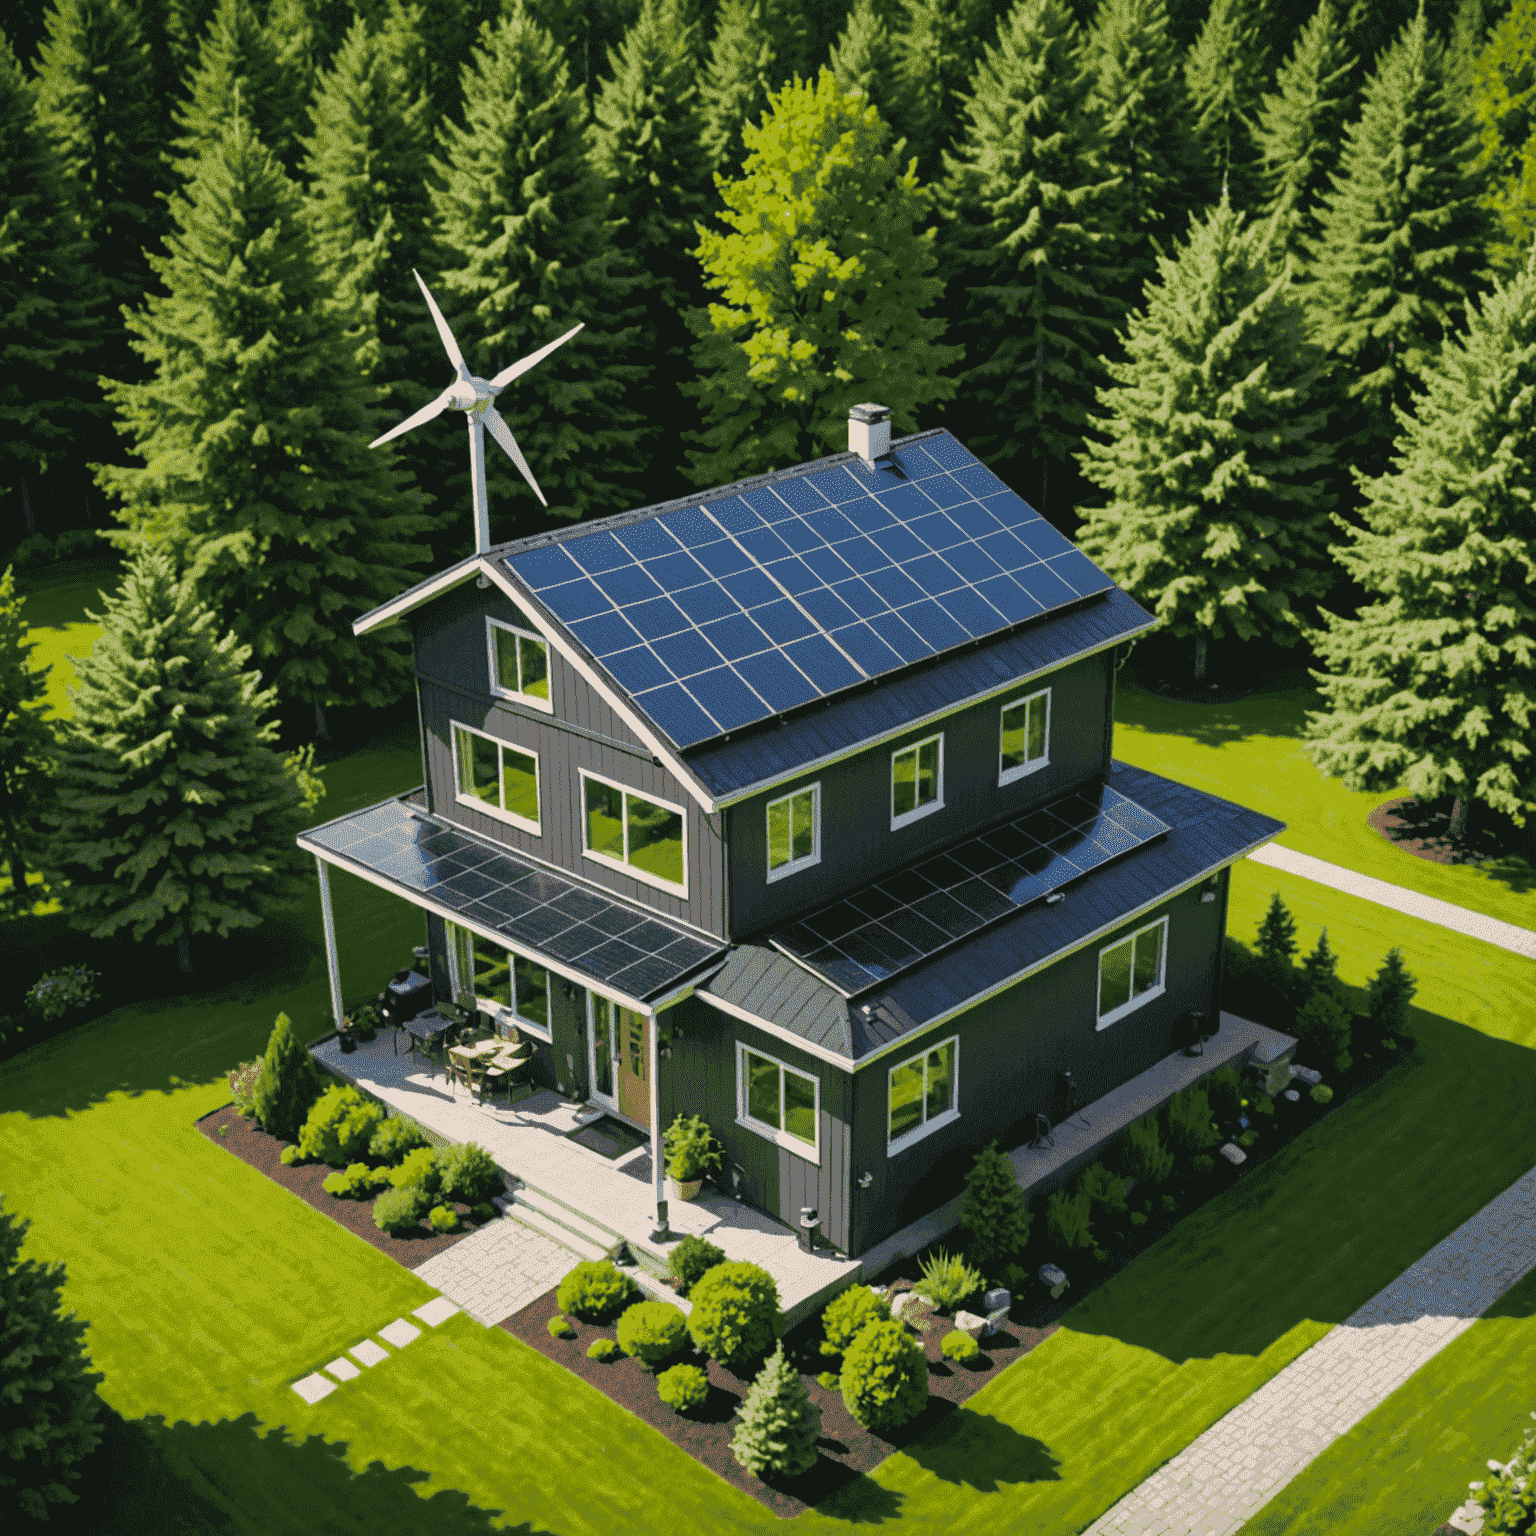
352;999;382;1043
337;1017;357;1053
662;1113;722;1201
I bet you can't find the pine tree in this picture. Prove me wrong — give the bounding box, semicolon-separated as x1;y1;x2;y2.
1300;927;1347;1001
167;0;220;83
0;1198;103;1522
937;0;1125;522
1365;947;1417;1039
98;118;431;734
960;1140;1032;1271
431;6;646;528
731;1341;821;1479
1076;199;1333;679
1252;0;1359;274
1294;986;1352;1064
1185;0;1272;207
1473;0;1536;270
0;567;61;918
1305;5;1494;494
1255;891;1299;964
698;0;809;178
45;548;317;972
251;1009;323;1140
1305;253;1536;843
826;0;899;125
891;0;998;172
589;0;709;493
686;69;960;484
367;0;500;120
1443;0;1489;99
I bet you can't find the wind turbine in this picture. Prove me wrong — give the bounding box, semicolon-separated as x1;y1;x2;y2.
370;270;583;554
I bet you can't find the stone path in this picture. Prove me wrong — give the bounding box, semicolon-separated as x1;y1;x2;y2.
291;1294;462;1405
411;1212;573;1327
1248;844;1536;960
1083;1165;1536;1536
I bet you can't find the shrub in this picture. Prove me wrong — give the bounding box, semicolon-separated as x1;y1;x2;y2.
373;1184;429;1234
1334;1050;1353;1075
1160;1193;1179;1213
1076;1160;1128;1215
1191;1154;1215;1176
436;1141;501;1204
1254;1093;1275;1116
1296;988;1352;1065
1116;1112;1174;1184
841;1318;928;1433
427;1204;458;1232
1237;1130;1257;1148
252;1012;324;1143
668;1233;727;1294
817;1370;839;1389
819;1284;891;1356
662;1113;723;1183
1046;1186;1094;1252
279;1144;301;1166
915;1248;983;1314
297;1082;386;1167
1366;947;1416;1042
321;1162;376;1199
1468;1411;1536;1534
732;1343;821;1476
1165;1085;1221;1152
587;1337;620;1362
616;1300;688;1367
1130;1211;1149;1227
557;1260;637;1323
941;1329;980;1363
368;1115;426;1165
388;1145;441;1195
547;1314;575;1340
25;964;99;1022
1204;1064;1244;1120
688;1261;780;1369
228;1059;263;1118
959;1140;1031;1269
658;1363;710;1415
471;1201;497;1223
1311;1084;1334;1105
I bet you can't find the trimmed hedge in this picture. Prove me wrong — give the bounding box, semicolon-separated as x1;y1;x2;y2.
657;1363;709;1414
687;1261;779;1369
373;1184;429;1234
840;1317;928;1432
556;1261;637;1323
820;1284;891;1356
615;1300;688;1367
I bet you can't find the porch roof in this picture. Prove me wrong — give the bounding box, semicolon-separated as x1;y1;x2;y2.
298;794;728;1009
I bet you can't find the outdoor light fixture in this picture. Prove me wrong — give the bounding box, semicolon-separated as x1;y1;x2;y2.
1201;876;1219;904
1046;891;1066;905
857;1172;873;1190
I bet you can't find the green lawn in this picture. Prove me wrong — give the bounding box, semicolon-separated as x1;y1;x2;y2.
15;559;119;720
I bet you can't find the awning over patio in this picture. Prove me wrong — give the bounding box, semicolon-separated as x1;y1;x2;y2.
299;793;728;1008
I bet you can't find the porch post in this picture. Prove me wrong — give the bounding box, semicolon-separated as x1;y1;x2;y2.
315;856;345;1031
648;1008;670;1242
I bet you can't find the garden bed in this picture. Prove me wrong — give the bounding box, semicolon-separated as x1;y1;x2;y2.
195;1104;484;1267
502;1285;1057;1518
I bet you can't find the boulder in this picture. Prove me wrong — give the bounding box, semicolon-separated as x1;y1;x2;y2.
984;1305;1010;1337
890;1290;938;1331
1219;1142;1247;1165
952;1310;987;1342
981;1287;1012;1314
1283;1088;1301;1102
1039;1263;1067;1288
1290;1063;1323;1086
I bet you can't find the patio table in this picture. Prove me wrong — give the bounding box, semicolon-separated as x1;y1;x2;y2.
397;1008;455;1078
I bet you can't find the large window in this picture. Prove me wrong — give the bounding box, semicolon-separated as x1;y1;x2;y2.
581;771;686;892
766;783;819;881
453;722;540;833
447;922;552;1040
886;1036;959;1152
891;733;943;829
1097;917;1168;1028
737;1044;818;1160
999;688;1050;784
487;618;551;712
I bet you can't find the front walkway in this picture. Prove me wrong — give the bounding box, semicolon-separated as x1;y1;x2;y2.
411;1215;574;1327
1084;1162;1536;1536
1248;844;1536;960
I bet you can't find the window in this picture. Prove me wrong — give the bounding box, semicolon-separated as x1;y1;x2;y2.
886;1036;959;1152
453;722;540;833
446;922;553;1040
999;688;1050;784
736;1044;819;1159
1097;917;1168;1028
891;733;943;828
487;618;551;711
766;783;819;880
581;771;686;892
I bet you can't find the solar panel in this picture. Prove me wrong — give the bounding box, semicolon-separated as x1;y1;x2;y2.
769;784;1171;996
505;431;1116;750
306;800;722;1001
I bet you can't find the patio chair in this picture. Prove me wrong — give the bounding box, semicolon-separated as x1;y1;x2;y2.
479;1044;533;1116
448;1050;487;1104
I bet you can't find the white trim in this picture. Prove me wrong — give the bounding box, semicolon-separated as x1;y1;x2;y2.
1095;916;1169;1029
451;719;542;836
885;1034;960;1154
887;1105;960;1156
735;1040;821;1164
445;919;555;1042
890;732;945;831
352;556;482;636
586;992;620;1113
998;687;1051;787
508;953;555;1042
765;781;821;883
578;767;689;898
485;616;554;714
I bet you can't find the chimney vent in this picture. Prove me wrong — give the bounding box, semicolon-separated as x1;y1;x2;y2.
848;402;891;468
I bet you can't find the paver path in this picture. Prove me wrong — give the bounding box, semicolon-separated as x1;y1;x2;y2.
412;1215;572;1327
1248;844;1536;960
1084;1165;1536;1536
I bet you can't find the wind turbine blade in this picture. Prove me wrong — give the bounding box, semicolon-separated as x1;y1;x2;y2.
368;387;455;449
413;268;466;373
489;322;584;391
482;404;548;508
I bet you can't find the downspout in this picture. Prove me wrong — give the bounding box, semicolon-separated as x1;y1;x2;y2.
316;856;346;1030
648;1007;671;1242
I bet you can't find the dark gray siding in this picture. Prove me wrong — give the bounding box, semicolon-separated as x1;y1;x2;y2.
726;650;1113;936
843;872;1224;1256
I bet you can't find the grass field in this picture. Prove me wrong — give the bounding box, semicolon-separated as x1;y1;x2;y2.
15;559;118;720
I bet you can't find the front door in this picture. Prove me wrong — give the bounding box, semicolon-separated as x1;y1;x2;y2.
588;995;650;1129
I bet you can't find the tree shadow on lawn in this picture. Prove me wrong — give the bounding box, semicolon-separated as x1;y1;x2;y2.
65;1401;551;1536
897;1405;1062;1494
1113;675;1316;751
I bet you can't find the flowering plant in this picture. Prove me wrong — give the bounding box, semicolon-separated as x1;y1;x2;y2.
25;965;100;1022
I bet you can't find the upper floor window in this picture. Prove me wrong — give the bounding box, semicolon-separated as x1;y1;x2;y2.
446;921;552;1041
766;783;819;881
581;770;686;893
487;617;552;712
891;733;943;829
453;721;541;834
999;688;1050;785
737;1043;818;1160
1097;916;1167;1029
887;1035;959;1153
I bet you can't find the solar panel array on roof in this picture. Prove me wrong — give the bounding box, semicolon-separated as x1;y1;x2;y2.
770;783;1170;997
504;432;1115;750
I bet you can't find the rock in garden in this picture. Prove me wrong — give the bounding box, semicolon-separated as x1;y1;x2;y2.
952;1310;987;1342
1219;1142;1247;1165
1039;1263;1067;1288
1283;1089;1300;1102
890;1290;937;1331
981;1287;1011;1313
1290;1064;1323;1085
984;1305;1010;1337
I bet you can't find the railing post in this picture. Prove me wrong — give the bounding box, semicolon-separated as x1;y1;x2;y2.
648;1008;670;1243
315;856;345;1031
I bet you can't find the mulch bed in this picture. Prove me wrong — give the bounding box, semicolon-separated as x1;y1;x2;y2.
1368;795;1509;866
502;1285;1057;1518
195;1103;484;1266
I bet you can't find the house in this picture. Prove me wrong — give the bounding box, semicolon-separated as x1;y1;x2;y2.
298;404;1285;1261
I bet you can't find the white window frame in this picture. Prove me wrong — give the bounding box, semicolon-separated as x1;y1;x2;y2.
735;1042;820;1163
1096;916;1169;1030
452;719;541;835
890;731;945;831
998;687;1051;786
486;616;554;713
445;921;554;1043
885;1034;961;1155
765;782;821;883
578;767;689;897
